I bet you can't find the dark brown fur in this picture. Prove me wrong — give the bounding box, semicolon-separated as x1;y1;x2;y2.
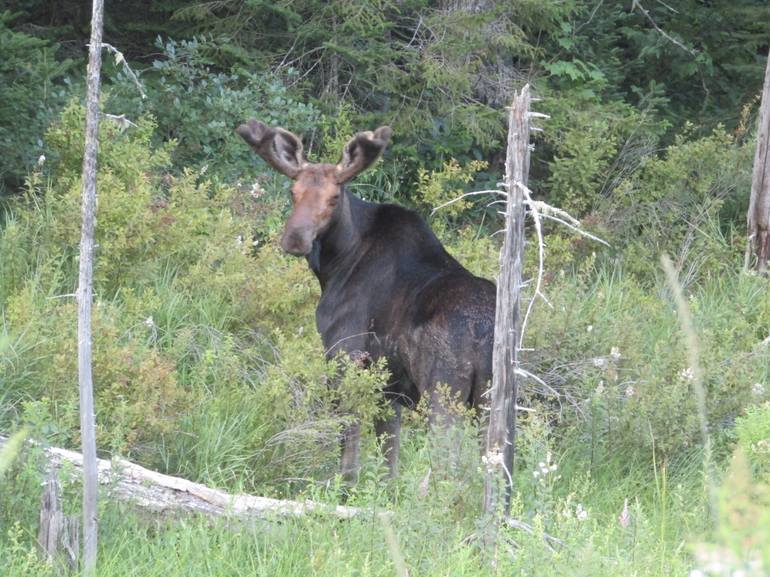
237;120;496;479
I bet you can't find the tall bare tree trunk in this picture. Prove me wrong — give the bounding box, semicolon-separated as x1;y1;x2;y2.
78;0;104;573
483;85;530;530
748;48;770;273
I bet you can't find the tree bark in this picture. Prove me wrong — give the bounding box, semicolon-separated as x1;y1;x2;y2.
483;85;530;526
38;473;80;572
78;0;104;573
0;436;376;522
748;47;770;273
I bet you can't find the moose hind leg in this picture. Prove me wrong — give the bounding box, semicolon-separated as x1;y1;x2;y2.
426;370;474;476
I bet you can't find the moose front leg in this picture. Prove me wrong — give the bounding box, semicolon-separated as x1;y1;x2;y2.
340;420;361;485
336;347;376;485
375;401;402;478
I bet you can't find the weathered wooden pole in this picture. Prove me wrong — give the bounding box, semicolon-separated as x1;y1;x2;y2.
78;0;105;573
483;85;530;521
748;47;770;273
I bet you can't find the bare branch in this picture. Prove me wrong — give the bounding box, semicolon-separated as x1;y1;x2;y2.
430;189;506;216
102;113;137;130
631;0;698;57
505;518;565;552
534;211;611;247
98;42;147;99
518;182;550;348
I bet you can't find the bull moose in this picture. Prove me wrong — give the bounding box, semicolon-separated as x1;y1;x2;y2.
237;120;496;480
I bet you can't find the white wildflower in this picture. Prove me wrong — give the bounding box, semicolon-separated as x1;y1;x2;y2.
679;367;695;382
144;316;155;328
610;347;621;360
593;357;607;369
625;385;635;398
618;498;630;528
37;154;46;167
575;504;588;521
586;325;593;333
250;182;265;198
752;382;766;397
483;451;503;472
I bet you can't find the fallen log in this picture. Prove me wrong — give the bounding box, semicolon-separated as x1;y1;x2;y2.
0;435;378;521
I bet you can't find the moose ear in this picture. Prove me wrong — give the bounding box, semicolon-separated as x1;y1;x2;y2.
236;120;306;179
335;126;392;184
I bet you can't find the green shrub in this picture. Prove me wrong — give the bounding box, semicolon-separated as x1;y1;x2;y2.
526;265;770;463
0;11;75;194
601;128;753;283
109;36;319;182
735;402;770;481
3;292;190;457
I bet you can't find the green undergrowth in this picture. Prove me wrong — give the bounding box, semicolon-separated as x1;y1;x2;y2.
1;97;769;576
2;414;769;576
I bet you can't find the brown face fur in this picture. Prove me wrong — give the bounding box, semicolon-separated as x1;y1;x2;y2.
281;164;342;256
236;121;392;256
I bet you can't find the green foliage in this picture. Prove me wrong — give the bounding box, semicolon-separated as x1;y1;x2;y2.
603;128;753;282
735;402;770;481
688;449;770;577
0;428;27;478
161;0;577;172
539;87;667;215
526;266;770;461
110;36;319;182
546;0;770;132
417;158;488;235
3;294;190;457
0;11;75;194
0;411;706;577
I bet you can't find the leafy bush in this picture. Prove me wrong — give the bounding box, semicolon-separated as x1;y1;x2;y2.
525;266;770;463
0;11;75;195
735;402;770;481
109;36;319;182
600;128;753;282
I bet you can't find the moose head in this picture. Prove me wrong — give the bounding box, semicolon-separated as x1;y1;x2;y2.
237;120;392;256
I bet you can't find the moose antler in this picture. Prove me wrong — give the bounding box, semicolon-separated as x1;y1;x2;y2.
335;126;392;184
236;120;306;179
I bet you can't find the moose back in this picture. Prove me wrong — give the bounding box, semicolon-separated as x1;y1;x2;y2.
237;120;496;479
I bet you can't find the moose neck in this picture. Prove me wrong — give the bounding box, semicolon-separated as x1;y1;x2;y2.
310;188;372;290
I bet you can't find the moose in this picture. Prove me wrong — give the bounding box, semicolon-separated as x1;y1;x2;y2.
237;120;496;480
